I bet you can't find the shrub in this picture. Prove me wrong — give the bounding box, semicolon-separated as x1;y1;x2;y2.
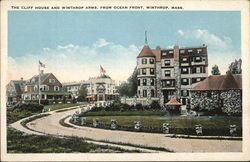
14;103;44;113
150;101;161;111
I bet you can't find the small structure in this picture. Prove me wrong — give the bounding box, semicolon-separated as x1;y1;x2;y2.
81;117;87;126
93;118;100;128
110;120;118;130
165;98;182;115
229;125;237;136
134;121;143;131
195;124;203;136
162;123;170;134
72;114;79;123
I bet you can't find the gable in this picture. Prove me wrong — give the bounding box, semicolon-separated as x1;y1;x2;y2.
42;73;62;87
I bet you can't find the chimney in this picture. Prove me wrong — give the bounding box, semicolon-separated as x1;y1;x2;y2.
21;77;23;81
174;45;180;61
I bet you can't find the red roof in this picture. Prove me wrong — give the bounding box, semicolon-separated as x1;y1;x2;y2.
137;45;155;58
165;98;182;106
152;49;161;62
192;72;242;91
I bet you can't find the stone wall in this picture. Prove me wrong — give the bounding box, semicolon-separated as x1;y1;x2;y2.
155;62;163;106
190;90;242;115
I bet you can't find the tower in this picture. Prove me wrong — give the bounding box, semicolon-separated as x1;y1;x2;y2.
136;32;157;105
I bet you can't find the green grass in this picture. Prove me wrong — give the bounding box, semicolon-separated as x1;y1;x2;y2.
84;116;241;129
86;139;173;152
85;111;166;116
44;103;85;111
75;113;242;136
7;128;138;153
59;115;74;128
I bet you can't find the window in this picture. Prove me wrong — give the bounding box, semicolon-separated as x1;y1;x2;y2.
49;79;55;83
164;60;171;66
182;57;188;62
165;70;171;77
195;56;202;62
138;79;140;86
54;86;60;91
188;49;193;54
138;90;140;96
196;78;201;82
150;68;155;75
197;49;202;53
180;50;185;54
181;68;189;74
196;67;201;73
162;80;174;87
151;90;155;97
181;90;189;97
142;59;147;64
142;68;146;75
138;69;140;75
143;79;147;86
151;79;154;86
181;78;189;85
143;90;147;97
202;58;206;62
162;52;167;56
149;59;155;64
169;51;173;54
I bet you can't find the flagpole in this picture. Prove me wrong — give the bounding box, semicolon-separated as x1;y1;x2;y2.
38;61;41;105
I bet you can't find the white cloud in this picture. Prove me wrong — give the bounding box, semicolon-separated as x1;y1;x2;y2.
8;39;140;84
93;38;110;48
177;29;232;51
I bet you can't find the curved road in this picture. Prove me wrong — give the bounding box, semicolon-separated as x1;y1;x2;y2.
11;107;242;152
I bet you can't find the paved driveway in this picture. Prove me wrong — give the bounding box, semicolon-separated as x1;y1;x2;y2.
11;108;242;152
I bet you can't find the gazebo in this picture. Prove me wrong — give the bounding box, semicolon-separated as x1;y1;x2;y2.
165;98;182;115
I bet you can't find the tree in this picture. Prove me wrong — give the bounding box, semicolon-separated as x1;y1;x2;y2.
228;59;242;74
117;67;138;97
77;85;88;102
211;65;221;75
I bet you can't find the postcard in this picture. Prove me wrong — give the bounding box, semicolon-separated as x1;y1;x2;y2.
1;0;249;161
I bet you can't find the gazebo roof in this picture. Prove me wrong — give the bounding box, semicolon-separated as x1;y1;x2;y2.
165;98;182;106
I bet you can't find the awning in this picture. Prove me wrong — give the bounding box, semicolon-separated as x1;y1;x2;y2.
165;98;182;106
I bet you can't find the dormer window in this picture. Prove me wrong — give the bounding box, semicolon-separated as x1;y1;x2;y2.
197;49;202;53
49;79;55;83
180;50;185;54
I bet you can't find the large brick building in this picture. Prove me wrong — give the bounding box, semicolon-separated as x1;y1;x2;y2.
136;42;208;107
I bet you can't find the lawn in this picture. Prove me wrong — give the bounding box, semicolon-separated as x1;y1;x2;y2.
7;128;137;153
44;103;85;111
74;112;242;136
85;111;165;116
84;116;242;129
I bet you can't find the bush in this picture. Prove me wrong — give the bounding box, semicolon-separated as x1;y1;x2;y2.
14;103;44;113
150;101;161;111
41;100;49;105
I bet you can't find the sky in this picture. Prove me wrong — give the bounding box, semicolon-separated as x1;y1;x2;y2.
8;11;241;84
